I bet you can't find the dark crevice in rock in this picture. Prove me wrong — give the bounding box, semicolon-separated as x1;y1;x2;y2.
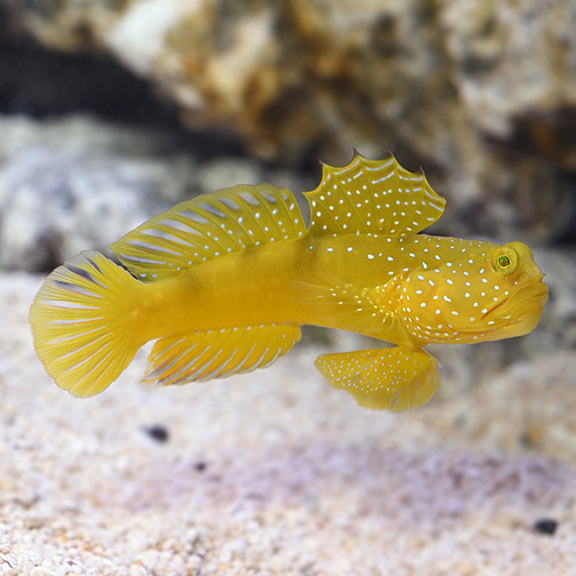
0;9;248;160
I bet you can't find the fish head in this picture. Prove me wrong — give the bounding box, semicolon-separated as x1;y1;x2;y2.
472;241;548;340
399;240;548;344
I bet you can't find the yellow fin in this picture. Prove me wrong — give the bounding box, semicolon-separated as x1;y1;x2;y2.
111;183;307;282
315;347;440;411
144;324;302;386
304;153;445;237
30;251;144;397
297;276;400;337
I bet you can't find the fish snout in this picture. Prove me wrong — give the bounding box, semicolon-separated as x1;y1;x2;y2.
527;267;545;284
534;280;549;308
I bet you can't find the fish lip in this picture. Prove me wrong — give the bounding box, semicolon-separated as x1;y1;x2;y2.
485;281;548;320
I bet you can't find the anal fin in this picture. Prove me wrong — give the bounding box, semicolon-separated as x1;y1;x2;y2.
315;347;439;412
144;324;301;386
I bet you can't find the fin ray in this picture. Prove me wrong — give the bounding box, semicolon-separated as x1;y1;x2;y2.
112;184;307;282
144;324;302;386
30;251;144;397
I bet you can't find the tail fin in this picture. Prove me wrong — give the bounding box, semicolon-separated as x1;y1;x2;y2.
30;250;145;397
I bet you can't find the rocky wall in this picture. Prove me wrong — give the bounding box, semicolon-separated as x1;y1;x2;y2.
1;0;575;240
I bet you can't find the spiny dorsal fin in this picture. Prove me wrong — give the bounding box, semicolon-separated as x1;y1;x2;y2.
143;323;302;386
304;152;445;238
111;184;307;282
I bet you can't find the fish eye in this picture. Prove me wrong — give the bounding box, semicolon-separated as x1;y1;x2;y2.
498;255;511;268
492;247;517;275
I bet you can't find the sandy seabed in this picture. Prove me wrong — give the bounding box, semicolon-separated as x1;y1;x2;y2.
1;273;575;576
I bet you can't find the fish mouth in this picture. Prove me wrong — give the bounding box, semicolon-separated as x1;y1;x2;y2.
484;280;548;335
490;281;548;316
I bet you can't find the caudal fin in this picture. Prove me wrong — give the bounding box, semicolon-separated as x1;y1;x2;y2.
30;250;144;397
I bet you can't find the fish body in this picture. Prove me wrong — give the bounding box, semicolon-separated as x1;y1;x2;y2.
30;154;548;410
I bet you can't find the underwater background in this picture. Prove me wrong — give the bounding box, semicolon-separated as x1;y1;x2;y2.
0;1;575;574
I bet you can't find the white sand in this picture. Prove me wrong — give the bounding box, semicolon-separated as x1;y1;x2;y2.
1;273;575;575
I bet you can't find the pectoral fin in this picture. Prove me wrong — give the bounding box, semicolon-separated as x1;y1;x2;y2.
315;347;440;412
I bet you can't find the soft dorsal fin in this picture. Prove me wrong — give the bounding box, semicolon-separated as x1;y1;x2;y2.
143;323;301;386
111;184;307;282
304;152;445;238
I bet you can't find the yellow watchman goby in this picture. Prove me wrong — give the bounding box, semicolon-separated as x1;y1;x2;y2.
30;153;548;411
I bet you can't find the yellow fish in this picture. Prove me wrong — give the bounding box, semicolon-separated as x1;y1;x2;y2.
30;153;548;410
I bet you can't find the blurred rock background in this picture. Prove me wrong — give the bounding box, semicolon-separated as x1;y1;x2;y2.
0;0;575;384
1;3;576;574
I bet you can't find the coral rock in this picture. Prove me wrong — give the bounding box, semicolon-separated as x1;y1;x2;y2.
3;0;576;239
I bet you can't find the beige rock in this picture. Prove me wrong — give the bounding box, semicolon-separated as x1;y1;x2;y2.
0;115;309;272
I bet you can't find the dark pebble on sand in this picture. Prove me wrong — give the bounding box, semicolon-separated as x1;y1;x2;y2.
533;518;558;536
144;425;170;443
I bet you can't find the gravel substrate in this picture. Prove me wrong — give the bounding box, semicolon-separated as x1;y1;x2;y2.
1;273;575;575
